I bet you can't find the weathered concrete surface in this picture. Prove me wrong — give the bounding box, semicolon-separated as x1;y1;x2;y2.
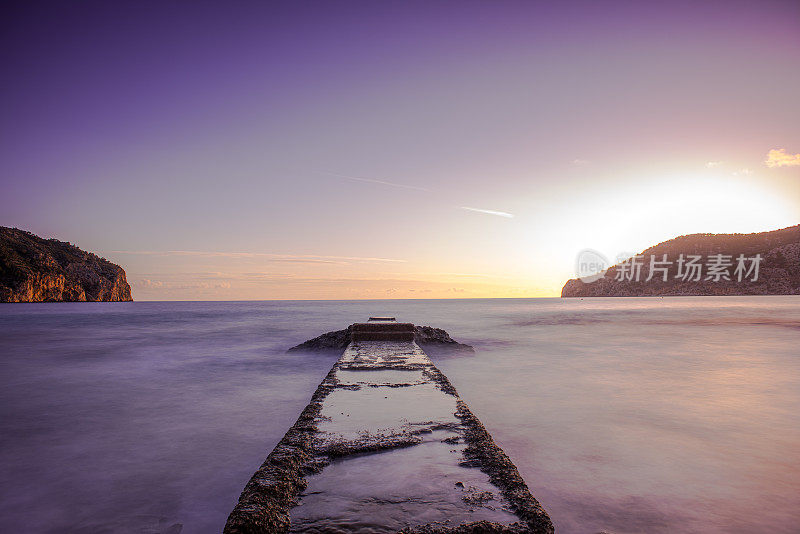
351;321;416;342
225;322;552;534
287;325;474;354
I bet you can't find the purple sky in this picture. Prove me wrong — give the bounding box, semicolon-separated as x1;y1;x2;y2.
2;1;799;299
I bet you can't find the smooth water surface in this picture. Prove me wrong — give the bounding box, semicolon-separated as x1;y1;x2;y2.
1;297;799;533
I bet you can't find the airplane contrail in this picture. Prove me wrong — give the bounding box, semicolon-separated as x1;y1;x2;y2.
459;206;515;218
317;171;430;192
317;170;513;218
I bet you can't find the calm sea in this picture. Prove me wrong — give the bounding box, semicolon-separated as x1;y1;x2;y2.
1;297;798;533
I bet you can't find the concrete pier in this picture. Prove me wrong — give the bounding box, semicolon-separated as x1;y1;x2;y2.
225;320;553;534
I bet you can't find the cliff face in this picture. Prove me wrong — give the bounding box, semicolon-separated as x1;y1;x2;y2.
562;224;800;297
0;227;133;303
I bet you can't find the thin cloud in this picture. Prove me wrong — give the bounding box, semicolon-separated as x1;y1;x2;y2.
318;171;430;191
111;250;407;263
394;272;516;279
706;161;723;168
765;148;800;168
134;279;164;288
459;206;514;218
132;278;230;290
131;272;441;285
268;258;346;265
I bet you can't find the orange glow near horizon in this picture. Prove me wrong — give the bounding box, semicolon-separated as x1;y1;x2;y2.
115;166;799;301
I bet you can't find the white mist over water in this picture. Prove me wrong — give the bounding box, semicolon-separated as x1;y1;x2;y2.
1;297;799;533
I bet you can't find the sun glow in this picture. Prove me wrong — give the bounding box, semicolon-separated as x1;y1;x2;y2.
613;174;796;240
508;171;798;295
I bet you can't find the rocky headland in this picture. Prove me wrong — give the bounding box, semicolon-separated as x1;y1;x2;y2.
562;224;800;297
0;226;133;303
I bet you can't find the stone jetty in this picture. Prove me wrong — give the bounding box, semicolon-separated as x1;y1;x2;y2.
225;318;553;534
